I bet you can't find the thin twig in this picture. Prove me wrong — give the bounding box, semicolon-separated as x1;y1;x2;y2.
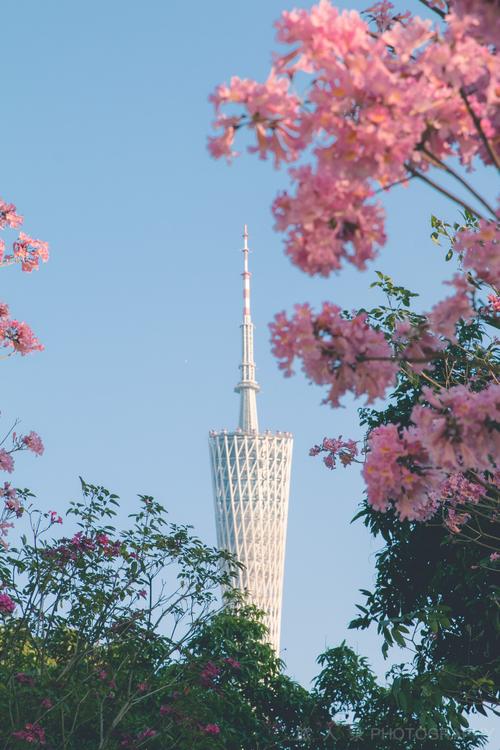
405;164;488;221
460;88;500;171
417;0;447;19
420;146;498;218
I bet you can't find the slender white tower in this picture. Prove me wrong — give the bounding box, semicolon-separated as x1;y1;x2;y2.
208;227;293;653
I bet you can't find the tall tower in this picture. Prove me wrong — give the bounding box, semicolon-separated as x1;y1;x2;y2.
208;227;293;653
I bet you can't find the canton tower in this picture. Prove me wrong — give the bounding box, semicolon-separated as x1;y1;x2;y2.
208;227;293;653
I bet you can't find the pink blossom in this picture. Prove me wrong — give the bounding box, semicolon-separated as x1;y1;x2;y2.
310;436;358;469
70;532;96;553
200;660;220;687
270;303;398;406
11;232;49;273
411;384;500;473
209;1;498;275
487;294;500;313
0;592;15;614
22;431;44;455
12;723;46;745
223;656;241;669
454;221;500;287
272;168;386;275
393;319;445;372
0;449;14;473
0;318;43;355
0;521;14;549
201;723;221;736
2;483;22;516
49;511;63;525
427;275;475;341
40;698;53;710
490;552;500;562
137;681;150;693
451;0;500;46
0;199;23;229
363;423;444;520
362;1;410;32
209;71;301;167
138;589;147;599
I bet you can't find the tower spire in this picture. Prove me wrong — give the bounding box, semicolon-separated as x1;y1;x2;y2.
235;225;260;432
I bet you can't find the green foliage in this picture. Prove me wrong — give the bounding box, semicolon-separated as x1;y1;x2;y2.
312;644;487;749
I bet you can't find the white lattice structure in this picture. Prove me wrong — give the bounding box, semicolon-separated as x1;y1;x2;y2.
209;227;293;653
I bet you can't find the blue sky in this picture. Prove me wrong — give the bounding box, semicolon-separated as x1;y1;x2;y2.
2;0;497;743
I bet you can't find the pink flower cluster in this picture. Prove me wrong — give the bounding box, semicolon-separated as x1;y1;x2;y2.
201;723;221;736
209;71;301;166
0;199;23;230
270;303;398;406
488;294;500;313
0;303;43;356
363;384;499;520
200;660;220;688
44;531;123;565
0;196;49;273
412;384;500;472
209;1;498;275
22;431;44;456
454;220;500;287
6;232;50;273
310;436;358;469
451;0;500;46
272;168;386;275
2;482;22;517
427;275;475;342
0;592;16;614
12;723;46;745
223;656;241;669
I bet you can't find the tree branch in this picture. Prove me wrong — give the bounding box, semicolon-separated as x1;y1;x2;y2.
420;146;498;218
460;88;500;171
405;164;488;221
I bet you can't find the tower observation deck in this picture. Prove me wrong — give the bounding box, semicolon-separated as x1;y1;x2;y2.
208;227;293;653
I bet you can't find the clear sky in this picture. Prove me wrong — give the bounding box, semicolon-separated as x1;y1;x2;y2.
2;1;497;744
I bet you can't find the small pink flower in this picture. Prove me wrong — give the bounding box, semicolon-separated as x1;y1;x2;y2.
488;294;500;313
201;723;221;735
200;660;220;687
137;681;149;693
22;431;44;456
0;592;15;614
40;698;53;710
12;723;46;745
98;670;107;681
0;449;14;473
223;657;241;669
160;704;173;715
138;589;147;599
490;552;500;562
49;511;63;525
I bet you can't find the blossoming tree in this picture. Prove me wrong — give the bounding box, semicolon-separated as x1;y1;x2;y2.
208;0;498;549
208;0;499;722
0;197;48;554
